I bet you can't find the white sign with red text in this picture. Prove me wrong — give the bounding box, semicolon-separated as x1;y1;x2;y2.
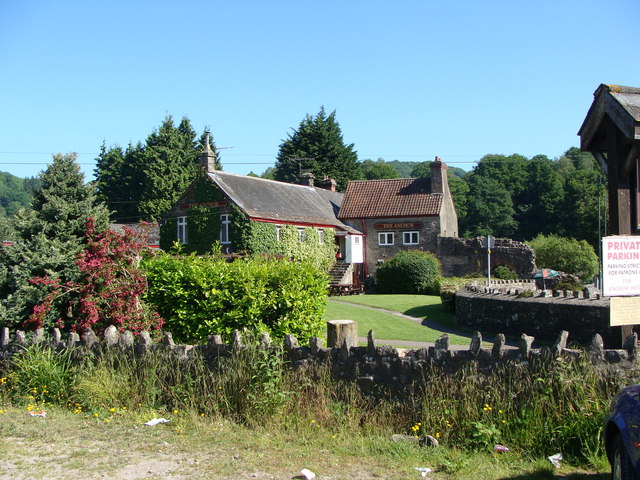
603;235;640;297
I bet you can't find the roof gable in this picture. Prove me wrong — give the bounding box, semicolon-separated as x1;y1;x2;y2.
338;177;443;219
206;171;358;232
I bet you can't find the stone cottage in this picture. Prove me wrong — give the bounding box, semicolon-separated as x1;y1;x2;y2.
337;158;459;276
160;141;364;285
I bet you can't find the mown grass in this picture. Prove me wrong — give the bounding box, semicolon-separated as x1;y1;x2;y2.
329;293;455;326
325;298;473;344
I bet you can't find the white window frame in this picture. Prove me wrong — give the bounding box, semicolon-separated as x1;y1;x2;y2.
403;231;419;245
177;216;187;244
297;228;306;242
220;214;231;244
275;226;281;242
378;232;394;245
318;229;324;244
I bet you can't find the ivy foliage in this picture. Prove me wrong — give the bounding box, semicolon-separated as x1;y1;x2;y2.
376;250;442;295
230;205;336;271
143;253;329;343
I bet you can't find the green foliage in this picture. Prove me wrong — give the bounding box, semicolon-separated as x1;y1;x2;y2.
527;234;599;282
376;250;441;295
456;148;603;246
0;154;111;329
0;172;38;216
462;174;518;238
2;337;631;466
95;116;220;222
229;205;336;272
6;343;74;405
185;206;220;255
492;265;518;280
360;158;399;180
274;106;362;191
142;253;329;343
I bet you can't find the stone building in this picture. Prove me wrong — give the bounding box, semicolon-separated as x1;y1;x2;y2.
338;158;458;276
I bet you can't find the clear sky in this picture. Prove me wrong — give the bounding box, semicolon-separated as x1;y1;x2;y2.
0;0;638;181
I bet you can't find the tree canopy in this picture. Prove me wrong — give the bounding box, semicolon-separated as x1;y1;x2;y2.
95;116;219;222
0;154;111;327
274;107;361;191
361;158;399;180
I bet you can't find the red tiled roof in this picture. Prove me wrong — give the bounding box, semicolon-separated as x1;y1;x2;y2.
338;177;442;219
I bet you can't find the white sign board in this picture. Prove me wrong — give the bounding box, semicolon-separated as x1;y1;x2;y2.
603;236;640;297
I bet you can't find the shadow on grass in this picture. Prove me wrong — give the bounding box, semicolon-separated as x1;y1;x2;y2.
404;304;454;326
496;472;607;480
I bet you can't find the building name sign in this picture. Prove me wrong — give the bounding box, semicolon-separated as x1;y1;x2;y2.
374;222;423;230
603;235;640;297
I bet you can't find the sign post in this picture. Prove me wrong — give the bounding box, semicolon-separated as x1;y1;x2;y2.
484;235;495;286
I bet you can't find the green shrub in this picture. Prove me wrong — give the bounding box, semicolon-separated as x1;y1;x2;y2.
527;234;599;282
492;265;518;280
142;253;328;343
376;250;441;295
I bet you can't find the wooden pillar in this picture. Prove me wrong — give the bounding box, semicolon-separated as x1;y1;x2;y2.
326;320;358;348
606;120;634;346
607;120;632;235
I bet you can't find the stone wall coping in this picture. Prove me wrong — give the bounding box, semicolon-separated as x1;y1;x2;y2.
0;324;634;366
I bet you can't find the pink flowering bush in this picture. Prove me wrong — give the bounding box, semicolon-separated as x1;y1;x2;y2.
26;218;163;334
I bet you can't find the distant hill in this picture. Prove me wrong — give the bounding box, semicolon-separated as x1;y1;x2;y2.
0;172;40;216
373;159;468;179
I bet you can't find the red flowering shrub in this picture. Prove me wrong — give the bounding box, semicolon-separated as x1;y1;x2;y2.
26;218;163;334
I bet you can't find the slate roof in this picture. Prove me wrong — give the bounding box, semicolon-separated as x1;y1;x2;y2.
338;177;442;219
207;171;361;233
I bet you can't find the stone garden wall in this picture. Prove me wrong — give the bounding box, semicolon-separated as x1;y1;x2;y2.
1;324;636;398
455;284;612;345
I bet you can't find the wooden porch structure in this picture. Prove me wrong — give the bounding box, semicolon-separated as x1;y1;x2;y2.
579;84;640;346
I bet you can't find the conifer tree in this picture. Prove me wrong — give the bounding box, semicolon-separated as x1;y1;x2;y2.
274;107;361;191
0;153;110;327
95;116;219;222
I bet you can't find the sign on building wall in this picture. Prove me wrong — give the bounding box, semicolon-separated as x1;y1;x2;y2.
374;222;423;230
602;235;640;297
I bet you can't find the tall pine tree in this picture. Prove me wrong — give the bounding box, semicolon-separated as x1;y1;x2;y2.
274;107;361;191
95;116;220;222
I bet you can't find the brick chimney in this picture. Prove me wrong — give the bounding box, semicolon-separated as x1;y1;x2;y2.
300;172;315;187
317;175;337;192
199;132;218;173
430;156;447;194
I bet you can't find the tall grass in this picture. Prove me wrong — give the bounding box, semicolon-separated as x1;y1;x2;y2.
0;340;634;466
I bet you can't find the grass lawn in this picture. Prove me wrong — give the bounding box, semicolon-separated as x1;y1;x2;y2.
329;294;455;326
325;294;475;345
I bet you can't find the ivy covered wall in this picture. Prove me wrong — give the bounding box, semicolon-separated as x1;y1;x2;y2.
160;176;337;267
230;205;336;271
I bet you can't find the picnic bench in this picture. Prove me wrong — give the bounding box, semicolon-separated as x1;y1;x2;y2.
328;283;364;296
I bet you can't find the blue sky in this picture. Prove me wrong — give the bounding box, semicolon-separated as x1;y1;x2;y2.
0;0;638;181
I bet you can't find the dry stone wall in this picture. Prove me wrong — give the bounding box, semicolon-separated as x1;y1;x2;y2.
456;284;612;345
1;325;636;398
